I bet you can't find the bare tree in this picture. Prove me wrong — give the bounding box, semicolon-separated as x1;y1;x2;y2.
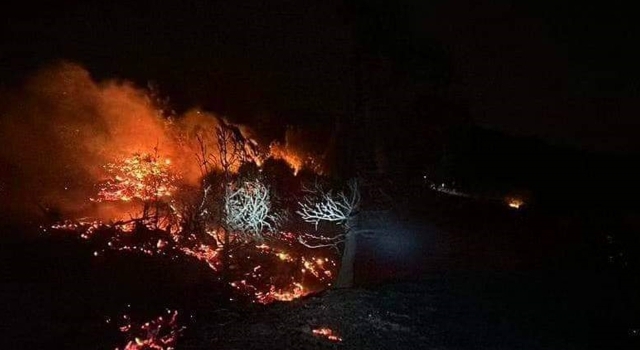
209;122;244;283
224;179;281;242
195;134;212;178
196;120;282;288
296;178;361;288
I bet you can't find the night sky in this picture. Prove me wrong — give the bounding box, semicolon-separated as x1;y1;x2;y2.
2;0;640;153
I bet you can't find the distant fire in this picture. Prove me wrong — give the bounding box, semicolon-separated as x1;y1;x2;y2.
506;197;524;209
312;327;342;342
269;142;304;175
268;141;323;175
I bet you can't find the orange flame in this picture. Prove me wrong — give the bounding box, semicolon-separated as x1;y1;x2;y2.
93;152;179;203
506;197;524;209
312;327;343;342
268;142;304;175
117;310;184;350
256;282;307;304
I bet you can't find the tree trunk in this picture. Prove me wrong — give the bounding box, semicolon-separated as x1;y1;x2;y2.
220;228;233;299
335;230;357;288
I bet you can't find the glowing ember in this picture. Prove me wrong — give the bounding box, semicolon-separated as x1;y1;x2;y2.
256;282;307;304
116;310;185;350
301;256;334;281
276;251;293;262
48;147;336;307
49;216;336;305
180;243;221;271
6;64;351;348
93;152;179;203
51;216;335;304
506;197;524;209
312;327;343;342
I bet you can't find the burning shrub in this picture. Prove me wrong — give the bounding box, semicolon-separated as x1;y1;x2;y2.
116;309;185;350
312;327;343;342
93;152;179;203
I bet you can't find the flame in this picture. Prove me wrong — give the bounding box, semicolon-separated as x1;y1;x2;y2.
116;310;185;350
506;197;524;209
3;62;350;349
255;282;307;304
13;62;340;311
49;216;337;305
268;142;304;175
312;327;342;342
180;243;221;271
0;62;327;220
93;152;179;203
301;256;334;281
45;148;333;306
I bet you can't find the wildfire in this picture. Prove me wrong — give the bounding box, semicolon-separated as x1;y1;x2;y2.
180;243;221;271
116;310;185;350
301;256;334;281
255;282;307;304
312;327;342;342
7;63;344;348
93;152;179;203
268;142;303;175
229;242;336;304
48;212;337;305
506;197;524;209
267;141;324;175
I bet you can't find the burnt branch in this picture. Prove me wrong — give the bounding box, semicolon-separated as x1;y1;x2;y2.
296;179;360;230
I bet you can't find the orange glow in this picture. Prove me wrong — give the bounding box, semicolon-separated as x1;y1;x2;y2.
256;282;307;304
312;327;343;342
51;216;337;304
506;197;524;209
25;63;341;311
276;251;293;262
266;141;324;175
93;152;179;203
0;62;328;221
268;142;303;175
117;310;184;350
180;244;221;271
302;256;334;281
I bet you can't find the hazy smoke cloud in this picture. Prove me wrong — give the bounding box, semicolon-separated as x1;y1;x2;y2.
0;62;212;219
0;61;322;222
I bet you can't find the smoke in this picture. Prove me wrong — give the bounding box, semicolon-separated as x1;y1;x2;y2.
0;62;212;219
0;61;326;222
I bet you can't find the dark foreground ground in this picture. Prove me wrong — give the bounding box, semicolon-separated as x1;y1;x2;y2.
185;270;639;350
1;190;640;349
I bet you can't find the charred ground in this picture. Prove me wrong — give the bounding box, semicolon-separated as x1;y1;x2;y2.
2;173;640;349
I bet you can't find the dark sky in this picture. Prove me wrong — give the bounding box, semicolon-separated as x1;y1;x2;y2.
2;0;640;153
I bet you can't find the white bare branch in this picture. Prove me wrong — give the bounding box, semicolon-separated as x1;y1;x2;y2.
198;184;212;213
297;236;344;250
296;179;360;229
224;179;280;240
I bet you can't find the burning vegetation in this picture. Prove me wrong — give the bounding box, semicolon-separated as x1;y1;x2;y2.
2;62;363;348
312;327;343;342
93;151;179;204
115;310;185;350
